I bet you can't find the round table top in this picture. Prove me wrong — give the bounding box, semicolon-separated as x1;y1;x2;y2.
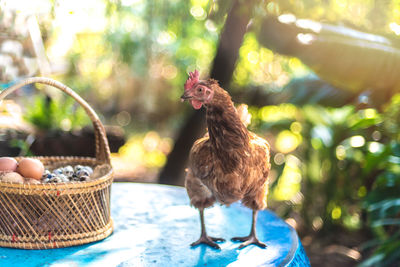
0;183;310;266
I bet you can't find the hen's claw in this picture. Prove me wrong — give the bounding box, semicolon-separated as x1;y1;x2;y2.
191;235;225;249
232;235;267;249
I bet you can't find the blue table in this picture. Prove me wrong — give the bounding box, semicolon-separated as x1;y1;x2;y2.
0;183;310;266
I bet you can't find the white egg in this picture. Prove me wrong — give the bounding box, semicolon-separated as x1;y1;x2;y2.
1;172;24;183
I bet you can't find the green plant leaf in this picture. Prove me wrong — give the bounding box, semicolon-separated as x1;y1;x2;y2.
371;219;400;227
368;198;400;212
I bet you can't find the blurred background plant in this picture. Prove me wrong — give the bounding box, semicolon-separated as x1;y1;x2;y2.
1;0;400;266
24;95;89;131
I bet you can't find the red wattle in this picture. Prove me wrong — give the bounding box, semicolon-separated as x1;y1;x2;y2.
190;100;203;110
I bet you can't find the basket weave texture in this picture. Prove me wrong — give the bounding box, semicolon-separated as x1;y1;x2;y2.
0;77;114;249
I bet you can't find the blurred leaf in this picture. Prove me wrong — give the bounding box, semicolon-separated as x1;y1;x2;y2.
9;139;33;157
275;76;356;107
207;0;233;24
350;118;381;130
368;197;400;211
24;94;90;131
363;145;392;175
392;143;400;157
311;125;333;147
375;172;400;188
372;219;400;227
302;105;330;125
359;253;386;267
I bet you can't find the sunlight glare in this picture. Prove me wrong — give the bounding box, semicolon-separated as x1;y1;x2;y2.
349;135;365;148
296;19;322;33
389;22;400;35
190;6;206;20
368;142;383;153
278;14;296;24
276;130;301;154
297;33;316;45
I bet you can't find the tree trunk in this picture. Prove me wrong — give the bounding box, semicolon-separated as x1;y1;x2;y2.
158;0;255;185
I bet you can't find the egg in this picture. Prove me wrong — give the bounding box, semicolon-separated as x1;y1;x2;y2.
0;157;18;172
24;178;41;184
1;172;24;183
17;158;45;180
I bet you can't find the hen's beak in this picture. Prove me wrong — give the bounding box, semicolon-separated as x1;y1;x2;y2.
180;92;192;102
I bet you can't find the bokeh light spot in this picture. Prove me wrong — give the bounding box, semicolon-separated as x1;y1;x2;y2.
297;33;316;45
332;206;342;219
274;153;285;165
372;130;381;141
350;135;365;148
336;145;346;160
190;6;206;20
368;142;383;153
290;121;302;133
357;186;367;198
276;130;300;154
116;111;131;127
312;217;323;231
247;51;259;65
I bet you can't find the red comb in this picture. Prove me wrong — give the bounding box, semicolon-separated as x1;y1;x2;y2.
184;70;199;90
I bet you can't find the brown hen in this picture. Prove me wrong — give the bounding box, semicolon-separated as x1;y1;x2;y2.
181;70;271;249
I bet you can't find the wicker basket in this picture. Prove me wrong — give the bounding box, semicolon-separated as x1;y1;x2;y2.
0;77;114;249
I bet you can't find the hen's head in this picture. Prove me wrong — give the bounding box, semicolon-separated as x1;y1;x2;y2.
180;70;215;110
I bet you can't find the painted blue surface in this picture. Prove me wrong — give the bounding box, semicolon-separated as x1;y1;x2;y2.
0;183;310;266
0;81;18;90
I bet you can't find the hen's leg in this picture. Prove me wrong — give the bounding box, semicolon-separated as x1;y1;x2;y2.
191;208;225;249
231;210;266;249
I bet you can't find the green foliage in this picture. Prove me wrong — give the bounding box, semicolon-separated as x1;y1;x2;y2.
242;2;400;265
254;93;400;266
9;139;33;156
24;94;90;132
104;0;222;80
59;0;230;131
359;97;400;266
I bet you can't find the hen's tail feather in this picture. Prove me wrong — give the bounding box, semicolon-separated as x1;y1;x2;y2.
237;104;252;127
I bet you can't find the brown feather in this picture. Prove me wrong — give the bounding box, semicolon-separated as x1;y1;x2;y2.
185;81;271;211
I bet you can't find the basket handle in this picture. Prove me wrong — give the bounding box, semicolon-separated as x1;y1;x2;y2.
0;77;111;164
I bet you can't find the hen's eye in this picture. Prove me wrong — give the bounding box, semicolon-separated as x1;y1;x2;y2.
198;87;203;92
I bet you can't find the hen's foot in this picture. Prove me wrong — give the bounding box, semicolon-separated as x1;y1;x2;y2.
231;235;266;249
191;235;225;249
